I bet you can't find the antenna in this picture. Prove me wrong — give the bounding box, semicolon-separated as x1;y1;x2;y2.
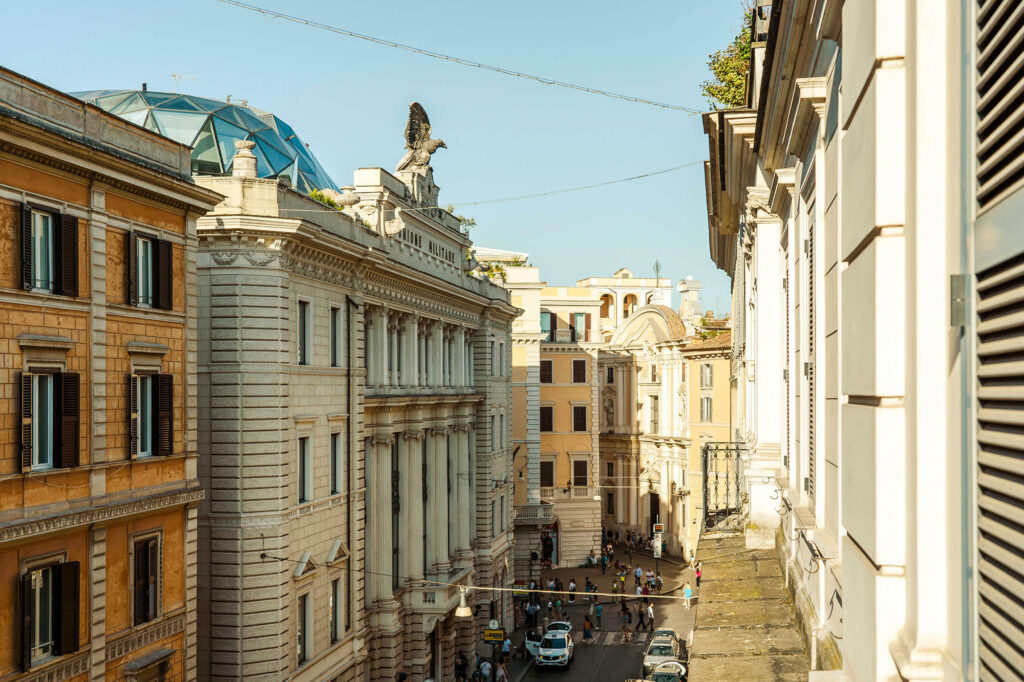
171;72;196;92
654;259;662;282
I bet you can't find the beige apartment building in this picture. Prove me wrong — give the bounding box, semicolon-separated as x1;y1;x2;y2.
192;142;516;680
702;0;1024;679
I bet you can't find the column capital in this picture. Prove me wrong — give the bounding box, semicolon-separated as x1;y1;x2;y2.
429;426;449;436
370;433;395;446
402;430;425;441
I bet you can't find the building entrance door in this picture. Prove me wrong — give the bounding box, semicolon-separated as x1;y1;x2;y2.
649;493;660;531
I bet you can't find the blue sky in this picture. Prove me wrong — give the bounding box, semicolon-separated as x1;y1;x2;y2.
4;0;745;313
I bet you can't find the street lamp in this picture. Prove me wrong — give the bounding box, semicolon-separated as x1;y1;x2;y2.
455;586;473;618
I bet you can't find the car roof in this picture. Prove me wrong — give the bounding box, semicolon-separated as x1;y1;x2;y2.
648;637;677;648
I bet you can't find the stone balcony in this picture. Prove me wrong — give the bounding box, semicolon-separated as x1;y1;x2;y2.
513;502;554;526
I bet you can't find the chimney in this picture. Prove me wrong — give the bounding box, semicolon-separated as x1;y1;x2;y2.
142;83;148;92
232;140;258;179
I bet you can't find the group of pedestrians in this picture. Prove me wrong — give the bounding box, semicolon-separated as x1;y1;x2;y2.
617;597;657;642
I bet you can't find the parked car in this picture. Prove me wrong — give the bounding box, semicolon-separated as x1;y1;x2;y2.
642;636;681;676
535;632;574;668
545;620;573;635
649;660;687;681
651;628;678;643
524;629;543;658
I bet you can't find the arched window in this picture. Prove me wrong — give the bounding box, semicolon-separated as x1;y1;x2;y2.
623;294;638;319
600;294;613;319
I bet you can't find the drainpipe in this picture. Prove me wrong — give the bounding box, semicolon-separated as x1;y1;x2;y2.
346;295;360;620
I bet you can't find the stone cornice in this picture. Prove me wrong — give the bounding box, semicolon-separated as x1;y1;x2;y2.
19;651;89;682
0;487;204;543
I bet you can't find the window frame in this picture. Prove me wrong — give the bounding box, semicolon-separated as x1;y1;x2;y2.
650;395;660;433
330;306;341;367
30;209;56;293
701;396;713;423
298;436;312;503
606;366;614;384
330;431;343;495
571;458;589;487
540;359;553;384
540;405;554;433
605;491;615;516
297;299;311;365
297;591;312;665
136;235;155;307
572;359;587;383
539;459;555;488
540;311;554;342
137;374;154;458
572;405;588;432
329;576;341;644
30;373;55;471
27;562;57;665
130;531;162;627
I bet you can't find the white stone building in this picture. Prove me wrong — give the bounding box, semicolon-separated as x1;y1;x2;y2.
703;0;1024;679
195;148;517;680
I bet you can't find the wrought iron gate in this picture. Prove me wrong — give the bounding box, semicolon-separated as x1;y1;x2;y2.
701;442;746;532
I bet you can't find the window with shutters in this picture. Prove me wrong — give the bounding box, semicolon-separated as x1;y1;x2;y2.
701;397;712;423
572;459;588;487
21;372;80;472
540;406;554;432
298;436;311;503
573;405;588;432
700;363;713;388
124;232;170;310
539;460;554;488
21;206;78;297
132;536;160;626
651;364;659;382
606;492;615;515
607;366;614;383
129;374;172;459
540;311;554;342
540;360;553;383
650;395;660;433
606;461;614;478
20;558;78;670
572;359;587;383
571;312;586;342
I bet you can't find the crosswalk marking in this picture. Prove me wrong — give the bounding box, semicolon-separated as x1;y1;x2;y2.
581;631;651;645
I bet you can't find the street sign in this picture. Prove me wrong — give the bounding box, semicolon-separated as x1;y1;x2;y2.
483;629;504;643
652;523;664;534
652;533;663;558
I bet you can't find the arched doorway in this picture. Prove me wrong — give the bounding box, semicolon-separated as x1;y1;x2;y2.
600;294;613;319
623;294;638;319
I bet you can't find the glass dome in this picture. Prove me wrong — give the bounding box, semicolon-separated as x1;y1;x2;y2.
73;89;338;192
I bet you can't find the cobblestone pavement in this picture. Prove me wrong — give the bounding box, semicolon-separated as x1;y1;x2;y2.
687;532;809;681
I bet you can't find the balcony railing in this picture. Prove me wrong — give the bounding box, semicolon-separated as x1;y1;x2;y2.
542;329;593;344
513;502;554;525
539;486;555;499
571;485;592;498
537;486;593;500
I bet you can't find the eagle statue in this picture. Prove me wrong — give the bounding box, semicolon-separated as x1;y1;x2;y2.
396;102;446;172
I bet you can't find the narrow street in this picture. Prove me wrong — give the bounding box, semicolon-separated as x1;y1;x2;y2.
524;630;649;681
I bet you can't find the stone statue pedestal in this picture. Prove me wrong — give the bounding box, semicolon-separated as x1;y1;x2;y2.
396;166;440;208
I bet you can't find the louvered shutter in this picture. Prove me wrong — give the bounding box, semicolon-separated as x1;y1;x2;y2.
19;572;32;671
976;252;1024;679
156;374;173;456
133;542;148;625
807;223;816;503
156;239;172;310
21;204;32;290
147;539;159;620
59;214;78;297
20;373;32;472
56;373;79;468
585;313;592;342
56;562;79;656
128;374;138;459
976;0;1024;209
125;232;138;306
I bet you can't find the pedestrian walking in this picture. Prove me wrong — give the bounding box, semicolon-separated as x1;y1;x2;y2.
495;660;509;682
583;616;594;643
455;650;469;681
655;572;663;594
634;565;643;586
646;569;655;588
478;659;492;680
547;600;554;618
696;564;702;588
621;611;632;642
568;578;577;603
683;581;693;610
642;584;650;603
595;603;603;630
502;636;512;658
555;597;562;619
601;553;608;574
636;605;647;631
646;602;655;628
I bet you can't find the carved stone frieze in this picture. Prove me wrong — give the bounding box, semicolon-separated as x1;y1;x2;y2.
0;488;204;542
18;651;90;682
105;612;186;661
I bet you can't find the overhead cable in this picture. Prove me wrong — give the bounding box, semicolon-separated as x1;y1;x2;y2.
213;0;705;114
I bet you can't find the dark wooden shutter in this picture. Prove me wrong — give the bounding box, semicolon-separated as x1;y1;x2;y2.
156;374;173;456
133;541;148;625
128;374;138;459
20;373;32;472
125;232;138;306
21;204;33;290
156;239;172;310
540;360;552;384
147;539;159;621
585;313;592;341
20;572;32;671
56;561;79;656
540;407;553;432
56;373;80;468
59;214;78;297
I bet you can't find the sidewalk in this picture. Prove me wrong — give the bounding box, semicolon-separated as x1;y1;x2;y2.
501;546;698;680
